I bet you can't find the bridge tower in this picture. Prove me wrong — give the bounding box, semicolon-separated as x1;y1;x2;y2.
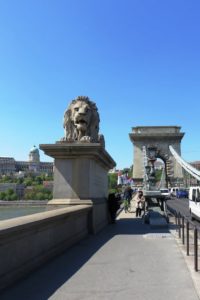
129;126;185;187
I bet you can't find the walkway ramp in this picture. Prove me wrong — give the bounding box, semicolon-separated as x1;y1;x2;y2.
0;210;199;300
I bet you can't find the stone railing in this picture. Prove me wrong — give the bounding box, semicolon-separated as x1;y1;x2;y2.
0;205;91;291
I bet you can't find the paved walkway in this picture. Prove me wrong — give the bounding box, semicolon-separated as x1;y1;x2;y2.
1;210;199;300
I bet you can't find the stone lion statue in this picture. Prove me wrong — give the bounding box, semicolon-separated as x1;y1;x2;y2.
62;96;105;146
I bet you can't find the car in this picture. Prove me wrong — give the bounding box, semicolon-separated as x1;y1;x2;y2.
169;187;179;197
189;186;200;221
160;188;170;199
176;189;188;198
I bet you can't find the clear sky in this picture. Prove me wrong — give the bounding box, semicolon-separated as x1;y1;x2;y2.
0;0;200;169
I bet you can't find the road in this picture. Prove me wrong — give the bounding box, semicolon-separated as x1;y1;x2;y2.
166;197;200;228
166;198;190;216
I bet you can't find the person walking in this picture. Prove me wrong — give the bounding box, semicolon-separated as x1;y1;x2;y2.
108;193;120;223
123;186;133;204
123;186;133;213
135;190;145;217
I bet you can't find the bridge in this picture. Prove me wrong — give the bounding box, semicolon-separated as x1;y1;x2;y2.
0;125;200;299
0;208;199;300
129;126;200;187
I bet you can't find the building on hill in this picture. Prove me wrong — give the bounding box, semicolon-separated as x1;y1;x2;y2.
0;146;53;176
0;157;16;175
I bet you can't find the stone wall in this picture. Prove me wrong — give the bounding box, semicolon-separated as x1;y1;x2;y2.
0;205;91;291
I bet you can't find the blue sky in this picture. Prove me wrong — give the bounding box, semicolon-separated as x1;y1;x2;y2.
0;0;200;169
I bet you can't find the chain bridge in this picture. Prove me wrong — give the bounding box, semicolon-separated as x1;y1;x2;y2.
1;125;200;299
129;126;200;188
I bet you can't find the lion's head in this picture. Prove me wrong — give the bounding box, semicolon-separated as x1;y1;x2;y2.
62;96;102;144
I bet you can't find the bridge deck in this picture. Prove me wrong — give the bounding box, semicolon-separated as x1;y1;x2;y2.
1;210;199;300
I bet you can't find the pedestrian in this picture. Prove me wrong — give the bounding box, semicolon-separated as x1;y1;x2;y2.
108;193;120;223
123;186;133;205
135;190;145;217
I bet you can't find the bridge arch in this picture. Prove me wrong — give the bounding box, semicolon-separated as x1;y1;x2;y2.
129;126;184;187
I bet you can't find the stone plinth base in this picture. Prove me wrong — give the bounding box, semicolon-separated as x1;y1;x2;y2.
48;198;108;234
47;199;93;205
40;142;116;233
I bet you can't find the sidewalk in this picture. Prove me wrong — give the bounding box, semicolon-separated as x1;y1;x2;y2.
1;209;199;300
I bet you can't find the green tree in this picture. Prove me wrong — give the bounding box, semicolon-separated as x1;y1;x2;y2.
0;191;6;200
0;175;12;183
155;169;162;182
24;178;33;186
35;176;43;185
24;185;52;200
7;188;15;195
0;189;18;201
128;165;133;178
108;173;118;193
16;177;24;184
7;193;18;201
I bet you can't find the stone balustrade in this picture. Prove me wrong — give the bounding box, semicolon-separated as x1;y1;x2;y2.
0;205;92;291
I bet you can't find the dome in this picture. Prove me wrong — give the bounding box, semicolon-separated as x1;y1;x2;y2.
29;145;40;163
30;145;39;154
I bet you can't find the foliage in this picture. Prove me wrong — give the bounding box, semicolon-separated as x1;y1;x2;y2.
108;173;124;195
0;191;6;200
0;173;53;185
109;188;117;194
128;165;133;178
155;169;163;182
108;173;117;191
16;178;24;184
0;189;18;200
24;185;52;200
123;165;133;178
24;178;33;186
0;173;53;200
0;175;14;183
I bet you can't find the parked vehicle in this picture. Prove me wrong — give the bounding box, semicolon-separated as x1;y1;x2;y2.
160;188;170;199
176;189;188;198
169;187;179;197
169;187;188;198
189;186;200;221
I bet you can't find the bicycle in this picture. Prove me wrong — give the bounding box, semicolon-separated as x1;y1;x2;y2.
123;199;132;213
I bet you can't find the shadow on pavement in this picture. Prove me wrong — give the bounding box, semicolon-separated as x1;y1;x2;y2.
0;215;171;300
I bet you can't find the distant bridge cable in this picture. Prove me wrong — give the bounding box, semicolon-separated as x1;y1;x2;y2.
169;145;200;181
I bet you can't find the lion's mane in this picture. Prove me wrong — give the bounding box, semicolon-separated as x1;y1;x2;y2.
62;96;104;145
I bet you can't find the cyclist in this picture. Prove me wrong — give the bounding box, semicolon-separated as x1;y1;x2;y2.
123;186;133;213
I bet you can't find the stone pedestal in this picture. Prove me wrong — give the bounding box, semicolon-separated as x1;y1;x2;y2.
40;142;116;233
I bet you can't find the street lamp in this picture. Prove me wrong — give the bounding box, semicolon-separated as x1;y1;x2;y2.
147;146;157;160
147;146;157;190
144;165;151;190
145;165;151;175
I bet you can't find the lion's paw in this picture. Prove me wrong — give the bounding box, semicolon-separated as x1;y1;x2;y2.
80;136;91;143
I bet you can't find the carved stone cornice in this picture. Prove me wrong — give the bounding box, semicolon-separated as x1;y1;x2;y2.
39;142;116;171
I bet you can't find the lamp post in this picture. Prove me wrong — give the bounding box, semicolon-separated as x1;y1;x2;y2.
146;146;157;190
145;165;151;190
143;146;168;225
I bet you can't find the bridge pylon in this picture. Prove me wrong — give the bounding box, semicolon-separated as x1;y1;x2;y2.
129;126;185;187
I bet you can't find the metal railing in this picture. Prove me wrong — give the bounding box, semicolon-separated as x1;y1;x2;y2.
167;205;200;272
